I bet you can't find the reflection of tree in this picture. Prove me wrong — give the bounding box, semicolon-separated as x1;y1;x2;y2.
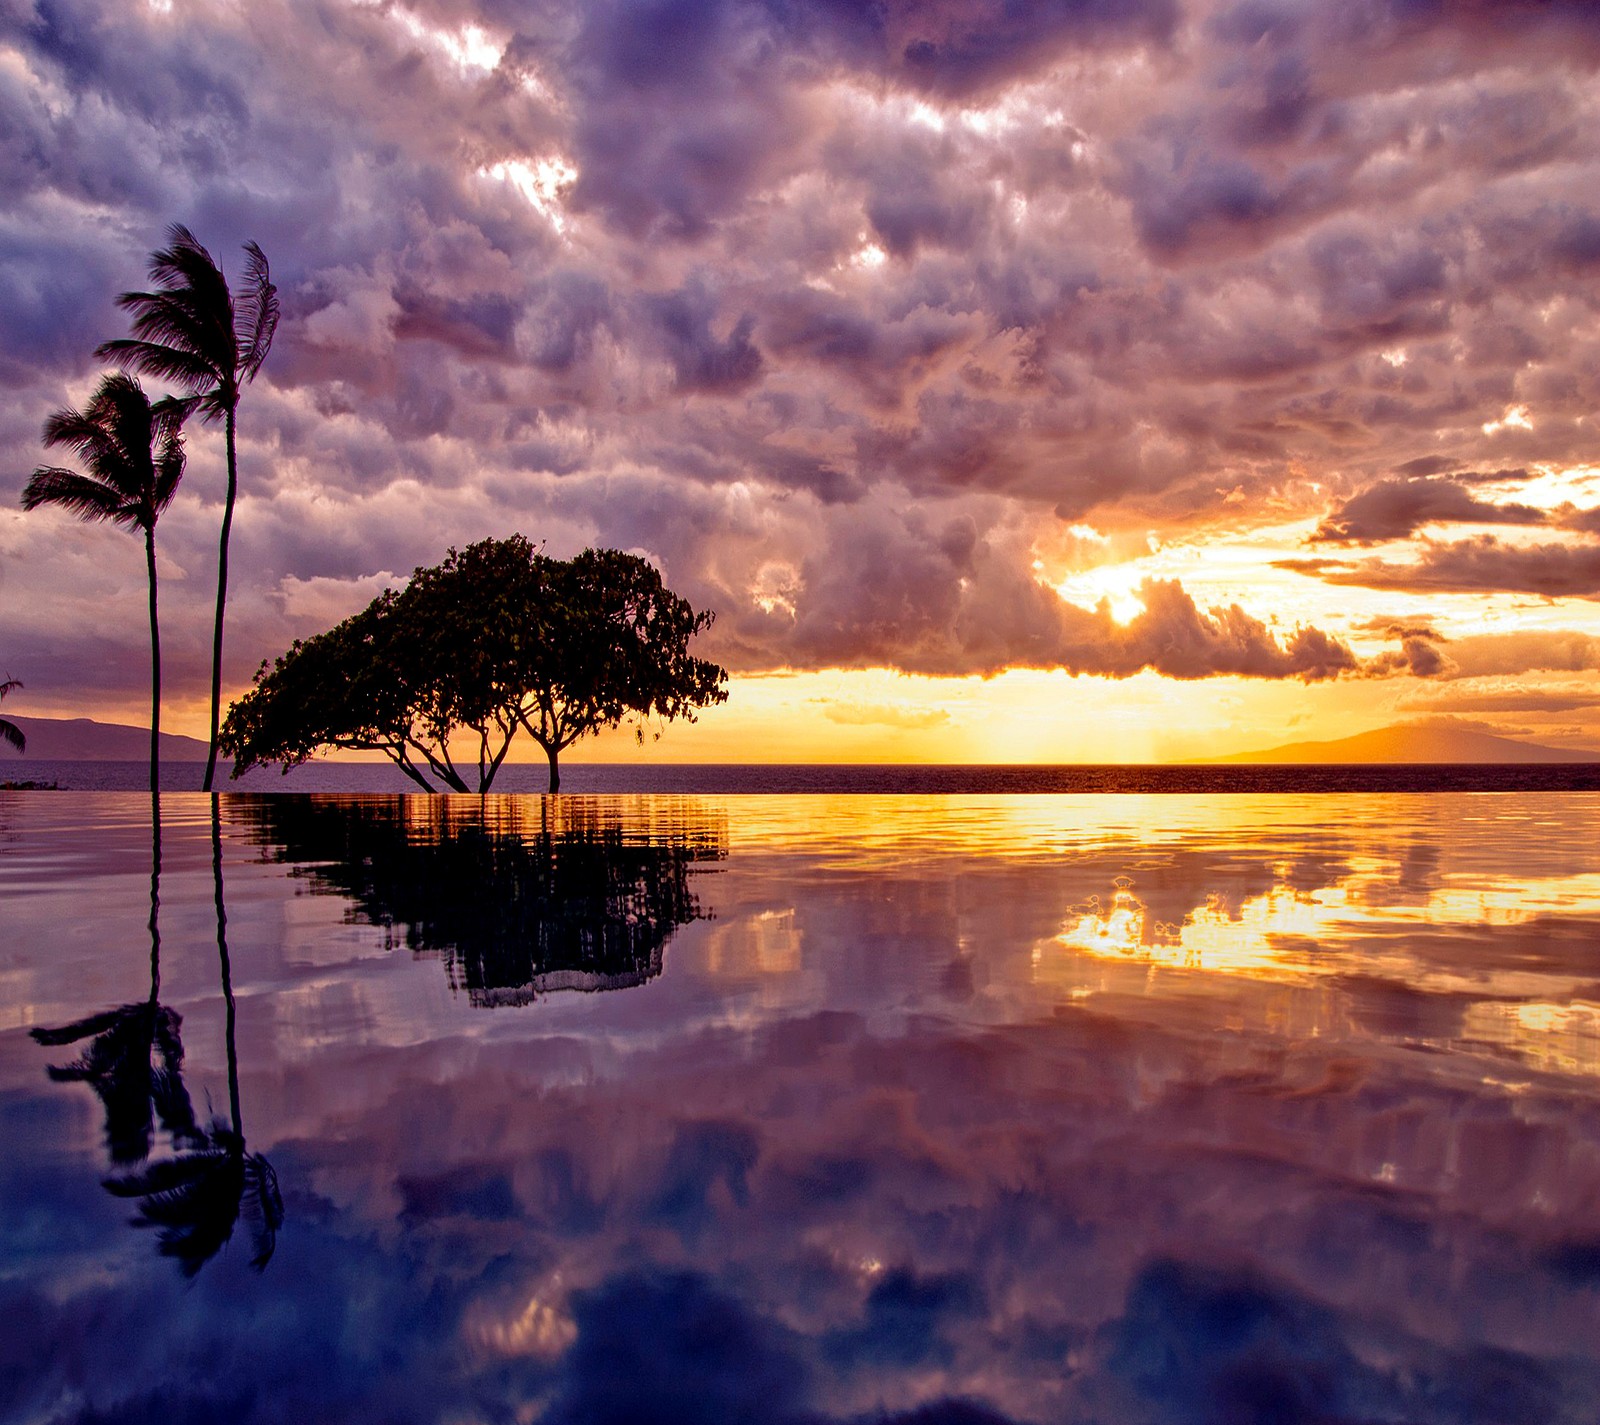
33;794;281;1275
238;795;727;1007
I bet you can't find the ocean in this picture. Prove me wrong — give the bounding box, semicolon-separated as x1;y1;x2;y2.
8;757;1600;793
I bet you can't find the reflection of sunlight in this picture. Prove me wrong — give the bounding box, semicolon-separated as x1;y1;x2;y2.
1052;870;1600;987
1466;1000;1600;1077
1056;879;1191;964
705;909;802;976
467;1284;577;1360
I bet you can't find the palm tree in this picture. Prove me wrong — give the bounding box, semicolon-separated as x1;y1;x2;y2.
0;676;22;753
22;374;184;791
97;224;278;791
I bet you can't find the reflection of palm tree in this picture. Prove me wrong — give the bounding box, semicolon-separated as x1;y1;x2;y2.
0;676;23;753
105;798;282;1275
35;796;282;1275
31;793;197;1162
97;225;278;791
21;375;184;791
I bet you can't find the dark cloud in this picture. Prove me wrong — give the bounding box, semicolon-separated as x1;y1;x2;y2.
1311;476;1547;544
1361;623;1452;678
1280;536;1600;599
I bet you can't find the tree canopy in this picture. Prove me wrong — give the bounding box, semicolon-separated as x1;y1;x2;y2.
220;536;727;792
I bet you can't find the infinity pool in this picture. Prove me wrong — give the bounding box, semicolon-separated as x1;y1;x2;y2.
3;791;1598;1423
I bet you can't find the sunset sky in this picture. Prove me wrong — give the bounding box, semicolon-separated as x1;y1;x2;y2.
3;0;1599;762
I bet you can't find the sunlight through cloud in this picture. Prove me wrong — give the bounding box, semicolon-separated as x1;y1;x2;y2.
478;157;578;234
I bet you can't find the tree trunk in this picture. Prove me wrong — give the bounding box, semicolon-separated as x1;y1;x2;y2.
146;526;161;795
202;403;238;793
547;745;561;793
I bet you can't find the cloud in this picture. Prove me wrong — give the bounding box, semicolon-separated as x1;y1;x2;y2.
1279;537;1600;599
1311;477;1548;544
821;701;953;730
1396;687;1600;716
1443;630;1600;678
3;0;1600;711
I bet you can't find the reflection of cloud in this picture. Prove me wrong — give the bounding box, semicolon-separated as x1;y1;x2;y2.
9;794;1600;1420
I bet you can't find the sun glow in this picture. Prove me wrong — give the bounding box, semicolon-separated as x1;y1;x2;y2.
1052;566;1146;625
479;157;578;233
1482;403;1534;436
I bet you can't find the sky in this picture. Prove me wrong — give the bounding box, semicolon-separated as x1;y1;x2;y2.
2;0;1599;763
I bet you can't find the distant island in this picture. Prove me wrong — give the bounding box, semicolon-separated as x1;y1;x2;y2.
1203;724;1600;765
7;713;1599;767
0;715;212;762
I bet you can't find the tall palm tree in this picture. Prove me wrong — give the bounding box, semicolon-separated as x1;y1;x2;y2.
22;374;184;791
97;224;278;791
0;676;22;753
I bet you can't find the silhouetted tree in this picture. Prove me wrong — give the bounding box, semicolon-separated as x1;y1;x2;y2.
0;676;22;753
221;537;728;792
21;374;184;791
97;224;278;792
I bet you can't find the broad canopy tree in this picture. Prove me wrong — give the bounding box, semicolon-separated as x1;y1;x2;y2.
220;537;727;792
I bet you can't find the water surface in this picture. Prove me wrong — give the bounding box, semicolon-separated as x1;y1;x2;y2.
3;791;1599;1423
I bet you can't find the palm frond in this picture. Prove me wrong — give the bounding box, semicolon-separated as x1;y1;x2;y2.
148;225;228;305
153;426;185;513
236;241;279;382
97;334;224;393
0;678;22;751
21;467;136;524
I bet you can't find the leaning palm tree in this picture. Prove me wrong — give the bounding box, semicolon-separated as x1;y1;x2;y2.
97;224;278;791
0;676;22;753
22;374;184;791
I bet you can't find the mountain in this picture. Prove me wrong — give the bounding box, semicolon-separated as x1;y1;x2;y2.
0;715;212;761
1203;724;1599;764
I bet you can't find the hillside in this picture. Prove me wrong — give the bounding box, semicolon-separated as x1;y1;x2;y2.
0;715;213;761
1204;724;1599;764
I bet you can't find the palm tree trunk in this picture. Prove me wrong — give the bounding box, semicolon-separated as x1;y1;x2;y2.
146;526;161;795
202;404;238;793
